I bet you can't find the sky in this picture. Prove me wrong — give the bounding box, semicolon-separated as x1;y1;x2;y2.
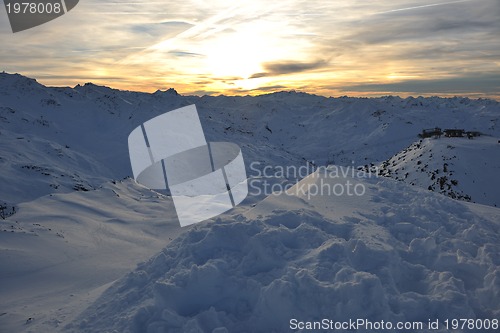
1;0;499;98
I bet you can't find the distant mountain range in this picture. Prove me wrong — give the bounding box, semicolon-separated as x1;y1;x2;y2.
0;73;499;332
1;72;499;208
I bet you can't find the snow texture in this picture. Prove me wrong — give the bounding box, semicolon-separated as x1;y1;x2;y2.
377;136;500;207
69;173;500;333
0;73;499;332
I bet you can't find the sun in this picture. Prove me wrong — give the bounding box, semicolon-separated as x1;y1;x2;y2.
202;21;289;80
203;29;264;79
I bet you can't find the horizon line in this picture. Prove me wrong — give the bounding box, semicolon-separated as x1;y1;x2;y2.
2;71;499;102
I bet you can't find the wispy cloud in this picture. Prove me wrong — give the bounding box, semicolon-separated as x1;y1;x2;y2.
250;59;329;78
342;73;500;94
373;0;471;15
0;0;498;98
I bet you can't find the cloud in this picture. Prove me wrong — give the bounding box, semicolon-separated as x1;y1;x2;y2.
129;21;193;37
249;72;268;79
251;84;288;92
167;50;204;57
1;0;499;99
373;0;471;15
346;0;500;46
340;73;500;94
223;84;289;95
250;59;329;78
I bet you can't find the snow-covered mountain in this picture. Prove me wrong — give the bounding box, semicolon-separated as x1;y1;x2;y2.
377;136;500;207
1;72;499;207
0;73;499;332
68;172;500;333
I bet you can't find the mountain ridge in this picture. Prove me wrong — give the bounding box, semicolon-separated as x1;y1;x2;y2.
2;72;499;207
0;72;499;332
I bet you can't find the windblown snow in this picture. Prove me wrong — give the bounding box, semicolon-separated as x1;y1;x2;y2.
0;73;499;332
68;172;500;333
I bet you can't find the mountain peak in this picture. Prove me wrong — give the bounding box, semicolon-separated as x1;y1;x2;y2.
0;72;41;88
153;87;179;96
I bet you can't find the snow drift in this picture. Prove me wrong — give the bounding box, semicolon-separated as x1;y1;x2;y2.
68;171;500;333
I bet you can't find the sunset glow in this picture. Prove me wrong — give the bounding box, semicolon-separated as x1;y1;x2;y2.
1;0;499;98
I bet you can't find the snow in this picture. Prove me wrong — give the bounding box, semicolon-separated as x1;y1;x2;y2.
68;172;500;333
376;136;500;207
2;73;499;208
0;73;499;332
0;179;186;332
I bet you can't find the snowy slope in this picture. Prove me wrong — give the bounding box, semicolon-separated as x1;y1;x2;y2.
0;73;499;333
0;179;185;332
67;171;500;333
2;73;500;207
376;136;500;207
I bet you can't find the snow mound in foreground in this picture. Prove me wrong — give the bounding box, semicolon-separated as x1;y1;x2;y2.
69;174;500;333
